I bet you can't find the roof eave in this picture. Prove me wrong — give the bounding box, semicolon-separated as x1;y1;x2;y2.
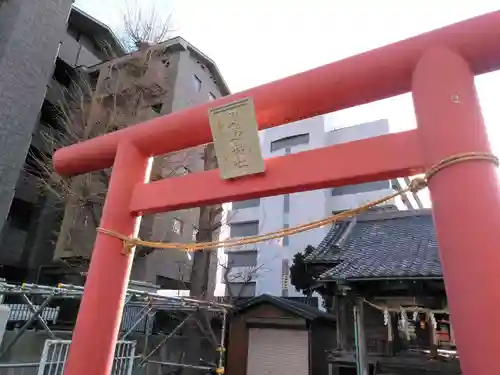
82;37;231;98
71;6;127;57
321;275;443;282
235;294;333;321
178;37;231;96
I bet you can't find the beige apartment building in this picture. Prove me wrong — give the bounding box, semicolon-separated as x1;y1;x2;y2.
81;37;230;290
0;3;229;293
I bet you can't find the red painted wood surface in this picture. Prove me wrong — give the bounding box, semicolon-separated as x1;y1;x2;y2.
412;46;500;375
130;131;424;214
63;143;150;375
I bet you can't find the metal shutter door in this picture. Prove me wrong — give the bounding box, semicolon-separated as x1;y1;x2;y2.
247;328;309;375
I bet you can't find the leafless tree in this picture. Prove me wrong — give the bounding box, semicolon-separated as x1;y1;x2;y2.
220;258;271;304
32;6;195;277
122;0;174;51
35;46;176;264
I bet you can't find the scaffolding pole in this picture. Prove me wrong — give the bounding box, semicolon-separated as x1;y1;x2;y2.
217;309;228;374
121;301;153;340
146;360;215;371
0;362;40;368
0;281;231;312
139;315;192;365
21;294;56;339
0;294;55;360
0;280;231;373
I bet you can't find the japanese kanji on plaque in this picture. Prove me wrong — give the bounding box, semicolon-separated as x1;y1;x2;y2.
208;97;265;180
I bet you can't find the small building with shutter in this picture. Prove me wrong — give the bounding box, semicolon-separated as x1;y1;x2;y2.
226;294;336;375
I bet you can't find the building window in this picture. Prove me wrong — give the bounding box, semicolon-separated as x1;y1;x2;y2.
227;250;258;268
192;227;198;241
208;92;216;101
171;165;190;177
232;199;260;210
193;74;202;92
88;71;99;89
332;210;347;216
40;100;59;125
283;194;290;213
283;224;289;246
270;133;310;152
52;58;73;87
67;25;81;41
331;180;390;196
151;103;163;114
230;221;259;237
172;218;183;235
8;198;35;231
226;282;256;297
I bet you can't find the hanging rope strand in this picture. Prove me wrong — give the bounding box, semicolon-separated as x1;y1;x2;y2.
97;152;498;254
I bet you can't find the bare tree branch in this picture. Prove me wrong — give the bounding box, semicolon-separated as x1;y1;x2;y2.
220;258;271;304
122;0;174;51
32;10;194;272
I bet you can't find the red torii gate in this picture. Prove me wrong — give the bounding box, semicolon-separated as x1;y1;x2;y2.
56;11;500;375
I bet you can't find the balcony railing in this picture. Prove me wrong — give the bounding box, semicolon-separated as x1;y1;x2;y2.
3;303;59;324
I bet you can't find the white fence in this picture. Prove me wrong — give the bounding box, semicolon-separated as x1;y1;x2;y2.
36;339;136;375
33;339;136;375
0;339;137;375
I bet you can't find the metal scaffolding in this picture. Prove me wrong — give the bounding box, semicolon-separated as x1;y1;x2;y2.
0;280;231;373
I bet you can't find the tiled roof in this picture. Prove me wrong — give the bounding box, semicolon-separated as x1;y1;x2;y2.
235;294;335;322
216;296;319;308
305;209;442;281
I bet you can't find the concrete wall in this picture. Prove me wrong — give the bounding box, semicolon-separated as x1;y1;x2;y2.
0;0;73;265
58;33;101;67
326;119;393;212
255;116;328;297
132;47;225;290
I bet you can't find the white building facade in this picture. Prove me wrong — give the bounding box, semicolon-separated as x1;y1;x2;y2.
223;117;418;298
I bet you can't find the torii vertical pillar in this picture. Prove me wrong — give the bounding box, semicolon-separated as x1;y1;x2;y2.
413;46;500;375
62;143;150;375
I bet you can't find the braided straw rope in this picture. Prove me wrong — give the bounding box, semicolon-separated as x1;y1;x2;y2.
97;152;498;255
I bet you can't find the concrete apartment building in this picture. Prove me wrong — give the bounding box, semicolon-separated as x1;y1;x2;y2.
0;3;229;293
79;37;229;289
0;1;110;280
224;118;423;298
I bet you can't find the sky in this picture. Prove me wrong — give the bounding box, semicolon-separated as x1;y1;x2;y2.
75;0;500;204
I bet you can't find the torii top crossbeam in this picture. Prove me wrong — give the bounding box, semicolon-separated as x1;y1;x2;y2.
56;11;500;375
55;11;500;177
